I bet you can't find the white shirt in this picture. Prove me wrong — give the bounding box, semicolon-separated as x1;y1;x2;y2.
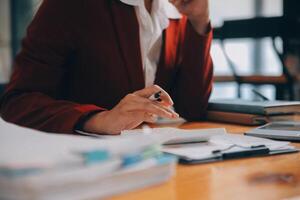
120;0;181;87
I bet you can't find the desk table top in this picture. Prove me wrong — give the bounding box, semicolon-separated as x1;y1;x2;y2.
110;121;300;200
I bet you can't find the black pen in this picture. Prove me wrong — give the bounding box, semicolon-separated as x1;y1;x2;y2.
252;89;269;101
149;91;162;102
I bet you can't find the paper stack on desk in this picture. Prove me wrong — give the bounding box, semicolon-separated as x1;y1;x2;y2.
121;127;227;145
80;127;226;145
0;119;176;200
90;127;297;164
162;133;298;164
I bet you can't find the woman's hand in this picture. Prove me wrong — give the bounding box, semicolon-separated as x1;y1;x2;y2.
83;85;179;135
169;0;210;35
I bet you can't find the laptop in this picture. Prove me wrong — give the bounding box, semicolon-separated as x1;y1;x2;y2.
245;121;300;141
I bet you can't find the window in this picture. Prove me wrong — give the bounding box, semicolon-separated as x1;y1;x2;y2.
210;0;283;100
0;0;11;84
0;0;41;85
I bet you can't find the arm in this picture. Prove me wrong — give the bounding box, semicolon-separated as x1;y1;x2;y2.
0;0;178;134
0;0;104;134
170;0;213;120
173;20;213;120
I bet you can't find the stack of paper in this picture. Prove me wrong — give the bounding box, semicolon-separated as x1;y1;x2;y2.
0;119;176;200
81;127;227;145
121;127;226;144
162;133;297;163
95;126;297;164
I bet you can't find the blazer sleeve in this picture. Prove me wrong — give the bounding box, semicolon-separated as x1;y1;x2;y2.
0;0;105;134
172;18;213;121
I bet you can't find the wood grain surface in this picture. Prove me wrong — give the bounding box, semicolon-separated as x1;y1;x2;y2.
110;120;300;200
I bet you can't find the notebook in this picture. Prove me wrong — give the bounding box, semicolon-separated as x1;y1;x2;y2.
208;99;300;115
206;110;296;125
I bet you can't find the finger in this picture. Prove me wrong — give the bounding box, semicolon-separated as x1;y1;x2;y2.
143;103;179;119
174;0;182;6
143;113;157;123
170;0;193;11
124;113;155;130
133;85;163;98
133;85;174;106
153;101;179;117
182;0;192;4
126;101;178;119
123;119;143;130
126;94;179;118
170;0;184;7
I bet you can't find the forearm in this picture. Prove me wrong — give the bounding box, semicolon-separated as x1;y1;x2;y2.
0;90;104;134
173;21;213;120
188;14;210;35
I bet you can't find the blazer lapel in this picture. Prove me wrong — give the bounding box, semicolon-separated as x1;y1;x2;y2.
110;1;145;91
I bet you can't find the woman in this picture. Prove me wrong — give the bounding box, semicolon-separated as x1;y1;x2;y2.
0;0;213;134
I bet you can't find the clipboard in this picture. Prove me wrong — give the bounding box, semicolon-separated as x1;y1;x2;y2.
163;143;298;165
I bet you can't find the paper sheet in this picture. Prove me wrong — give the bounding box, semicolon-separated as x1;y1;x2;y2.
0;118;155;168
162;133;294;160
121;127;227;145
78;127;226;145
210;133;291;150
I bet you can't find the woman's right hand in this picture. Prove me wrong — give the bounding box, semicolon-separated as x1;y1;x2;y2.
83;85;179;135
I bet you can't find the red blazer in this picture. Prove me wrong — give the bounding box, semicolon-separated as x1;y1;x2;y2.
0;0;213;134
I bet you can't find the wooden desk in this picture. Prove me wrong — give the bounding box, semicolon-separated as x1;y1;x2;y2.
111;121;300;200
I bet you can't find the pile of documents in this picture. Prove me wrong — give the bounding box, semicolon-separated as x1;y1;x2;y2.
118;127;297;164
1;117;298;199
0;119;177;200
162;132;297;164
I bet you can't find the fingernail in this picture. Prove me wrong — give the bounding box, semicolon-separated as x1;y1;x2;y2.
173;113;179;118
163;102;172;107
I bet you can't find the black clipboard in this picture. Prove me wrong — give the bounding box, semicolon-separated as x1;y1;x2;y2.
172;146;298;165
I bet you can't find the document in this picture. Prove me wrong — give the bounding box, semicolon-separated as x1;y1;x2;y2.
210;133;291;150
0;118;177;200
0;118;155;169
101;127;227;145
162;133;297;163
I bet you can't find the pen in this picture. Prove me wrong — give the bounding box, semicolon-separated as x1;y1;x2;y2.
149;91;179;118
149;91;162;102
252;89;269;101
148;91;163;122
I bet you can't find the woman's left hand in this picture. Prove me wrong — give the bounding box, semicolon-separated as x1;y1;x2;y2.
169;0;210;35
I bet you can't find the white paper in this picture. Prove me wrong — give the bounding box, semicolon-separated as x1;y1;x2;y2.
0;118;155;168
0;119;176;200
210;133;291;150
162;142;229;160
120;127;227;145
163;133;294;160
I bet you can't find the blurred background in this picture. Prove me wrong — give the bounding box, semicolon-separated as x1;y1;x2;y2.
0;0;299;100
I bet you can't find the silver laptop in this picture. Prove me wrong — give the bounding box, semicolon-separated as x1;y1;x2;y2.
245;121;300;141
